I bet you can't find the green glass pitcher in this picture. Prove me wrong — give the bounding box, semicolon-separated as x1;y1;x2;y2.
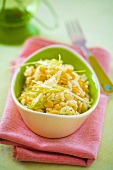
0;0;58;45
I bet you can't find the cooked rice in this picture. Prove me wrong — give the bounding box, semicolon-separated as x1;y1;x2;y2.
18;57;92;115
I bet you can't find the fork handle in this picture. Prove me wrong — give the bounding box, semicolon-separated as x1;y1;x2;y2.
88;55;113;94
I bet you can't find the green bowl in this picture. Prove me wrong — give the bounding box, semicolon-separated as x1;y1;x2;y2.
11;44;100;138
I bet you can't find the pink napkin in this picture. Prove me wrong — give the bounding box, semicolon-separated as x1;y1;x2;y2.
0;37;111;166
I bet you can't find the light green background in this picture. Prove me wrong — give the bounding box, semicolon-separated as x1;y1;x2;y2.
0;0;113;170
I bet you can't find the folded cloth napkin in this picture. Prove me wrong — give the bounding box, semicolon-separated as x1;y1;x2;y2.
0;37;111;166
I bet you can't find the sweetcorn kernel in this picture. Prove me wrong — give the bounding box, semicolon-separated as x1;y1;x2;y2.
62;71;67;79
72;87;78;94
62;79;68;85
65;68;72;74
39;65;46;73
39;74;46;81
54;104;61;110
71;73;76;80
45;100;53;108
65;68;76;80
59;79;68;85
72;106;77;112
83;86;89;93
78;79;84;87
49;110;59;114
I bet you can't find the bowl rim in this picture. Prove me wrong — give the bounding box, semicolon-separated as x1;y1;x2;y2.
11;44;100;119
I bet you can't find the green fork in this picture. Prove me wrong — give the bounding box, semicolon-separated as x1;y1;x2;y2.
65;20;113;94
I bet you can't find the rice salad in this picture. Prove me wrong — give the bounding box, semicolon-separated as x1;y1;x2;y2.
18;55;92;115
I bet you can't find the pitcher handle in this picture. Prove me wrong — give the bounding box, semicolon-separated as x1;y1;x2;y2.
15;0;58;30
33;0;59;29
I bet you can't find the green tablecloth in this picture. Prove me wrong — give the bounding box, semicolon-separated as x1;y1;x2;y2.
0;0;113;169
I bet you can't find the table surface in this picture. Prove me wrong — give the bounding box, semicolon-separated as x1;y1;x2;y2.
0;0;113;170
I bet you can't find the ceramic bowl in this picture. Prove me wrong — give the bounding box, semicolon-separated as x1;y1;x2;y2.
11;44;100;138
